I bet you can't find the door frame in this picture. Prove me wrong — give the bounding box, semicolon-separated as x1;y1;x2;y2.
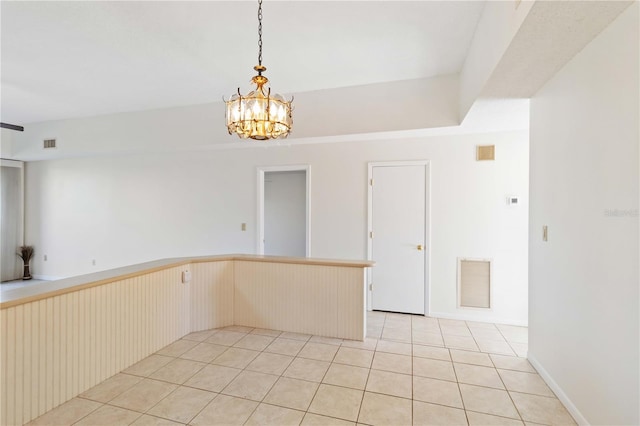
257;165;311;257
1;159;25;281
367;160;431;314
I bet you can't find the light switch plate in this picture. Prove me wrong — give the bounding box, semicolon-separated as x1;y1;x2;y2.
182;270;192;283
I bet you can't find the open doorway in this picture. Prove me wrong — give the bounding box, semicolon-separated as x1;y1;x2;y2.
1;160;24;282
257;165;310;257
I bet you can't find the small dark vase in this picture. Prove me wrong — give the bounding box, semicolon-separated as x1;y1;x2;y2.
23;263;32;280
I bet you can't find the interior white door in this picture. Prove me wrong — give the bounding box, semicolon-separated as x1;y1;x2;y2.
371;165;426;314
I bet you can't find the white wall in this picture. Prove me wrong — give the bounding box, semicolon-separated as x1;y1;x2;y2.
25;129;529;325
0;129;14;158
264;171;306;257
294;74;459;138
529;4;639;425
7;75;460;162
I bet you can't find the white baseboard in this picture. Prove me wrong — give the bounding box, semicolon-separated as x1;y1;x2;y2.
429;311;528;327
528;353;588;425
32;274;63;281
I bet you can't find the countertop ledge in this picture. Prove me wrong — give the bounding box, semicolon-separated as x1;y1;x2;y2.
0;254;375;309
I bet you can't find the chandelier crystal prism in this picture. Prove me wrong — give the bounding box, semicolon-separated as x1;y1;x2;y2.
225;0;293;140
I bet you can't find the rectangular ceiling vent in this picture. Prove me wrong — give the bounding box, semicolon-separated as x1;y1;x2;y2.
476;145;495;161
43;139;56;149
458;258;491;309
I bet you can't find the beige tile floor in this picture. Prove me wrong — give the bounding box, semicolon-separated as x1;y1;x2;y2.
28;312;576;426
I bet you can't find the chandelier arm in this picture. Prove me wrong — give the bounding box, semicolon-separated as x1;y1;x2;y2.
267;87;271;120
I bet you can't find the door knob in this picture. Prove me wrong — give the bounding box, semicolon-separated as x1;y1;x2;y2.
417;244;423;251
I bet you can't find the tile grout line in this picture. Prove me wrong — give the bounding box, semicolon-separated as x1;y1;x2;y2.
410;314;415;426
32;316;565;426
268;341;311;424
492;344;526;424
360;311;390;423
443;328;471;426
140;327;532;421
67;398;106;426
227;327;286;425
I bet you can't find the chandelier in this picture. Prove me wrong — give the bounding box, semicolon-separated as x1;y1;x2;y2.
225;0;293;140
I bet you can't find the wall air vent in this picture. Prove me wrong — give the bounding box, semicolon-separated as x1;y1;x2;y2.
458;258;491;309
43;139;56;149
476;145;495;161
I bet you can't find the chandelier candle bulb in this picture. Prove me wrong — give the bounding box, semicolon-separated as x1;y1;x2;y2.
225;0;293;140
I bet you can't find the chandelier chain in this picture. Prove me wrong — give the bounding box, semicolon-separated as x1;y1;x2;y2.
257;0;263;67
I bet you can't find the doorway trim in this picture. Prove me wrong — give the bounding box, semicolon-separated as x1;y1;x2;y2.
257;165;311;257
367;160;431;314
1;159;25;282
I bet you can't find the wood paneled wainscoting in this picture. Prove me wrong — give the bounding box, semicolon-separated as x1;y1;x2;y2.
0;255;373;425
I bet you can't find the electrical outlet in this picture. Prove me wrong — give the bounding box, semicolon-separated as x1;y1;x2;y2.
241;223;247;231
92;259;96;266
44;254;47;261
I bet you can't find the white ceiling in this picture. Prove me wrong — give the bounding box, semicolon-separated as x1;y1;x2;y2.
1;1;485;125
